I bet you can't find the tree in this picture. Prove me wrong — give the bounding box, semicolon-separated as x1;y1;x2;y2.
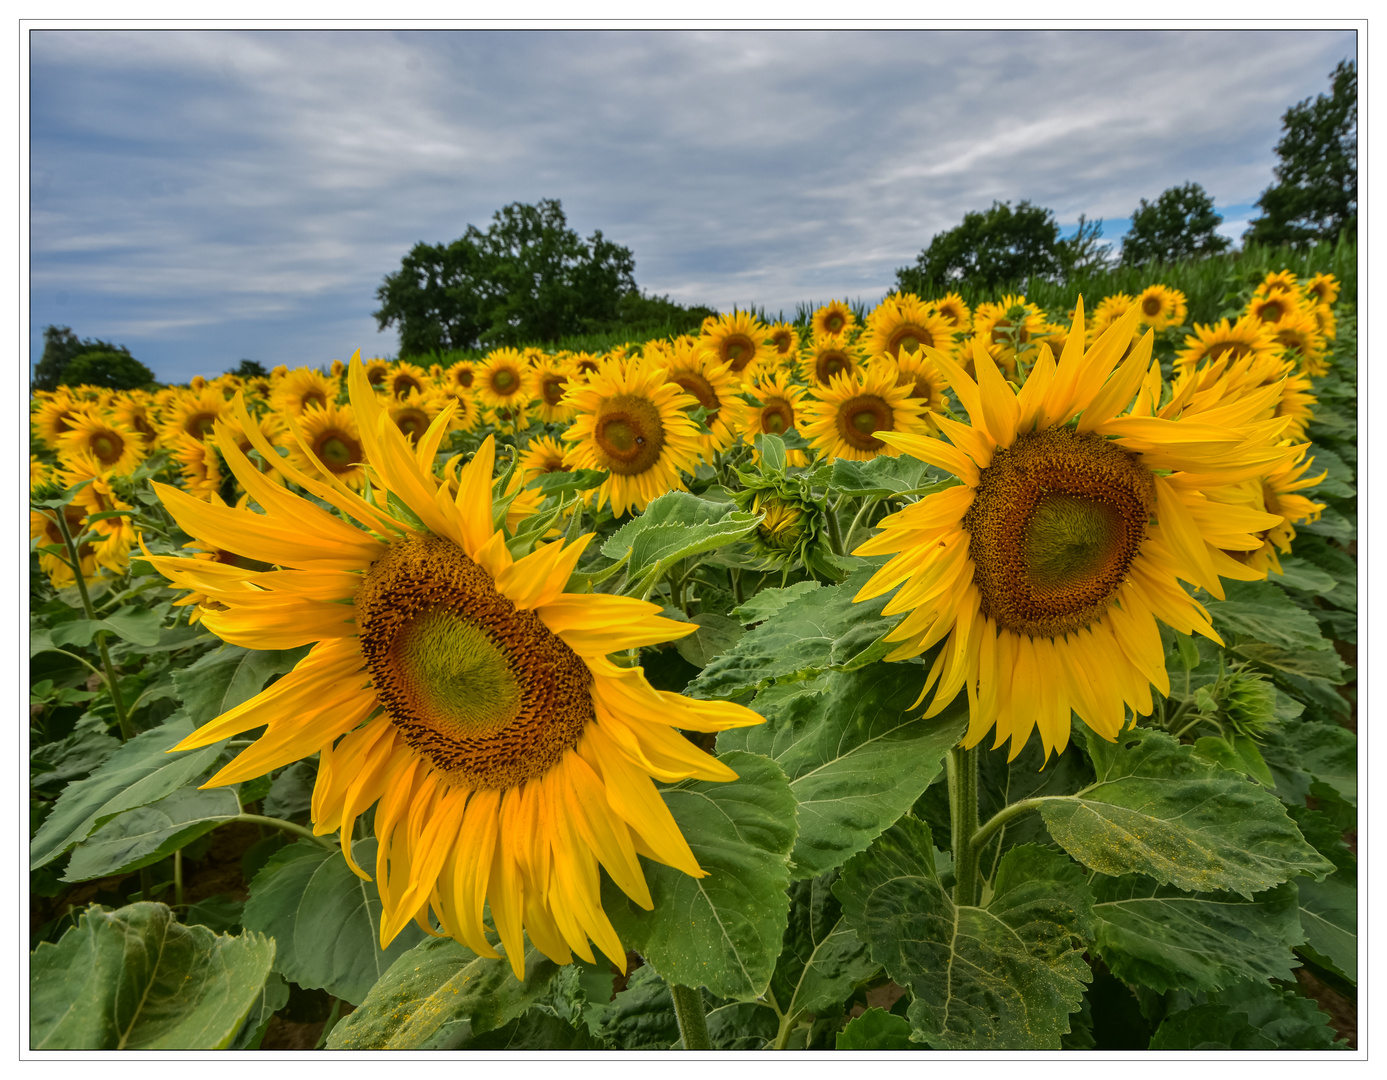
374;199;639;355
1245;60;1357;247
227;359;268;379
32;325;143;392
895;200;1066;294
1057;214;1114;278
58;351;154;390
1121;183;1231;265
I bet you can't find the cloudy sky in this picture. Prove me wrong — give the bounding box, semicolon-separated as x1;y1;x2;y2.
28;27;1357;383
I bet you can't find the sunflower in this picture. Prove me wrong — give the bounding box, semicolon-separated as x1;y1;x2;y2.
767;322;801;364
1175;314;1282;373
279;401;369;490
110;393;161;449
1310;302;1337;342
31;502;99;588
569;352;603;378
1253;269;1299;297
444;359;477;394
851;301;1294;760
160;387;233;447
270;368;338;420
519;434;576;485
363;358;392;387
530;358;577;425
1221;444;1326;576
1170;348;1316;445
799;333;865;388
800;363;931;463
698;311;777;381
387;361;431;399
1302;272;1340;308
811;300;857;339
385;388;446;445
970;295;1047;374
31;393;86;450
883;350;949;435
170;433;225;501
658;341;749;458
863;293;958;363
932;293;972;332
1246;289;1305;327
1268;308;1329;377
56;412;146;475
477;349;531;411
563;356;703;517
143;359;763;978
1134;284;1188;331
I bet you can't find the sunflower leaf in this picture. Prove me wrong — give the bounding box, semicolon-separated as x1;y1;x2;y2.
599;490;762;575
29;902;275;1050
1037;725;1335;896
835;1007;914;1049
602;750;797;1001
524;467;607;497
30;714;223;870
835;821;1093;1050
1090;874;1302;992
240;838;427;1006
687;566;902;699
1149;981;1344;1050
1258;719;1357;807
720;661;966;879
768;871;880;1023
63;784;241;881
49;606;164;649
828;455;947;498
325;937;559;1049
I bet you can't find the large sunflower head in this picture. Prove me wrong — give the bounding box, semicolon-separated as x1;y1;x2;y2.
800;362;931;462
279;400;369;490
562;356;703;517
863;293;958;363
657;340;749;458
697;311;777;381
477;348;531;410
1134;284;1188;331
799;333;865;388
530;358;577;425
55;412;146;475
852;298;1297;760
811;300;857;339
931;292;973;332
143;356;762;979
269;368;339;420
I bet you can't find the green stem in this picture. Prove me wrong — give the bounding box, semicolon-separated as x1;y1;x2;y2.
669;983;712;1050
315;998;343;1049
173;848;184;909
824;496;845;557
50;508;134;742
947;744;980;906
842;496;877;553
233;814;336;849
969;796;1053;858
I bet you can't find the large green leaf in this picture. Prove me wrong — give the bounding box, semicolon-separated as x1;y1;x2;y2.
48;606;165;649
598;490;761;578
172;643;311;727
1150;981;1344;1050
64;784;241;881
1298;874;1357;982
767;871;880;1023
241;838;427;1006
228;971;289;1050
326;937;560;1049
1038;726;1334;896
1259;719;1357;806
30;902;275;1050
602;751;796;1001
828;455;942;497
720;662;966;878
730;580;822;624
466;1007;609;1049
687;566;902;699
30;715;222;870
1090;874;1302;992
596;964;680;1050
835;820;1093;1050
836;1007;914;1049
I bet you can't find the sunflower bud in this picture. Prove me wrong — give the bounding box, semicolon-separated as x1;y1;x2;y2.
1223;669;1278;739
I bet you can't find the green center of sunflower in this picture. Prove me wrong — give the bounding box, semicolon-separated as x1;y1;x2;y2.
492;369;518;394
761;400;792;434
357;535;593;789
837;395;893;451
816;351;853;384
963;427;1154;637
890;328;926;356
186;412;219;440
454;367;474;388
541;373;568;405
593;394;666;476
1261;300;1284;322
394;408;429;443
772;330;793;354
92;433;122;464
721;334;756;371
314;430;360;472
826;313;845;333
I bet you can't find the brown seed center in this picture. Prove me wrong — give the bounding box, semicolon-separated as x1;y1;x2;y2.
593;394;666;476
836;395;893;451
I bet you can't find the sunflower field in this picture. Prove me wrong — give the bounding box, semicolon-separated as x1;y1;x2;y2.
29;255;1357;1052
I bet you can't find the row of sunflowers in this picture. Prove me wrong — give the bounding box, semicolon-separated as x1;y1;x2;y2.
29;264;1355;1051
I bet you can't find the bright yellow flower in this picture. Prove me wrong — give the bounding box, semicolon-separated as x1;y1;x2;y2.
800;363;931;463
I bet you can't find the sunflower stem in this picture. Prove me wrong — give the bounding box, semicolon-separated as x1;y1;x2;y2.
969;796;1053;858
50;506;134;742
946;743;980;906
173;847;184;909
233;814;336;849
669;983;712;1050
843;496;877;552
824;497;845;557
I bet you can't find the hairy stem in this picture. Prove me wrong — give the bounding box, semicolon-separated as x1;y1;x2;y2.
233;814;336;849
669;983;712;1050
947;744;980;906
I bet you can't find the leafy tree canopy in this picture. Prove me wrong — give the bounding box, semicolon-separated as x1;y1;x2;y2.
58;350;155;391
1245;60;1357;247
374;199;639;356
896;200;1105;295
227;359;268;379
33;326;143;392
1121;182;1231;265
